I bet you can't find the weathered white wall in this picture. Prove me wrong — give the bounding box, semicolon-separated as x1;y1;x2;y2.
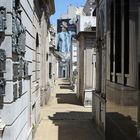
0;0;50;139
0;0;34;139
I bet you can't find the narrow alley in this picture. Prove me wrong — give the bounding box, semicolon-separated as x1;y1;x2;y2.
1;0;140;139
33;79;102;140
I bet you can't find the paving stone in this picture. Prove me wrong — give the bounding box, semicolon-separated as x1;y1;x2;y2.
33;78;103;140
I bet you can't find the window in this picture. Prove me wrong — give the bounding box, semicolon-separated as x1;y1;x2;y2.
110;0;130;84
124;0;129;74
110;1;114;76
115;0;121;74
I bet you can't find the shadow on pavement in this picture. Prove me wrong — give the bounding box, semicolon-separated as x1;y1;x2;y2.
48;111;102;140
56;93;82;106
58;82;72;90
60;86;72;90
58;84;71;86
106;112;137;140
49;111;92;120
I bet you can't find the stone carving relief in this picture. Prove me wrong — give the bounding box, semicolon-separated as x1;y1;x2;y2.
0;78;6;96
18;80;22;96
84;21;92;31
0;6;6;97
13;83;18;100
0;49;6;72
13;62;19;81
24;60;28;78
12;0;29;100
18;56;24;78
0;49;6;96
12;1;26;55
0;6;6;36
13;56;25;80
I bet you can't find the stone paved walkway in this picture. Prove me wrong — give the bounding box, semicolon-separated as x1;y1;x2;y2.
33;79;103;140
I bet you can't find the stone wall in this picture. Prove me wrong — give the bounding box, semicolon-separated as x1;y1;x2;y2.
0;0;54;139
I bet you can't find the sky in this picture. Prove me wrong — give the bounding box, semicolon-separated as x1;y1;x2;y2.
50;0;86;25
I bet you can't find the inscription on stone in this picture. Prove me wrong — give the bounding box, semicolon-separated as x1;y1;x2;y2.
0;77;6;96
85;37;95;48
18;80;22;97
24;61;28;78
18;30;26;54
18;56;24;78
0;49;6;72
0;6;6;36
13;62;19;80
13;83;18;100
13;56;25;80
12;4;26;55
0;49;6;96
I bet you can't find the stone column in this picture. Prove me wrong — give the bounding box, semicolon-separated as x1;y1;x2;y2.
77;31;96;107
